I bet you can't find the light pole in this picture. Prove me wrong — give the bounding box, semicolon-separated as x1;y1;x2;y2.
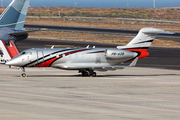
153;0;155;8
127;0;129;8
1;0;3;7
74;2;77;7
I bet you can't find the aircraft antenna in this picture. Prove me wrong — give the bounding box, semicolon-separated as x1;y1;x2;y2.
86;45;89;48
51;45;54;49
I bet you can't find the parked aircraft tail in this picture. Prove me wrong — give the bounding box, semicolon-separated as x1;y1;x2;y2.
0;0;30;30
0;40;19;63
117;27;174;58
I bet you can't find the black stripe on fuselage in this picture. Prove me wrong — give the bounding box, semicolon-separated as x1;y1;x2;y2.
48;48;90;67
22;48;74;67
87;51;105;54
25;48;90;67
123;47;149;50
134;40;154;44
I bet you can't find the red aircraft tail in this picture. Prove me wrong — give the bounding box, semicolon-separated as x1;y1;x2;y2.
0;40;19;63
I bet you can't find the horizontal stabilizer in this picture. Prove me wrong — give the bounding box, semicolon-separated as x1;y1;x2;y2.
143;31;175;35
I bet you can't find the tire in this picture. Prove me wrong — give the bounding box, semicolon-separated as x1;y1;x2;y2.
91;72;97;77
21;73;27;77
82;72;89;76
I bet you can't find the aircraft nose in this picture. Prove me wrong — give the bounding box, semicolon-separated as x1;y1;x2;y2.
5;59;17;66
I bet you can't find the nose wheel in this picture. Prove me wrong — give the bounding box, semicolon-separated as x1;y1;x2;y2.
21;73;27;77
21;67;27;77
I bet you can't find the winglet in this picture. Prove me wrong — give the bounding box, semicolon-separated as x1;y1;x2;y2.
129;57;138;67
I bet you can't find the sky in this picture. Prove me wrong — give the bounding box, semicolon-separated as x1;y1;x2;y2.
2;0;180;8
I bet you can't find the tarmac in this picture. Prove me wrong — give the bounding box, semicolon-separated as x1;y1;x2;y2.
0;64;180;120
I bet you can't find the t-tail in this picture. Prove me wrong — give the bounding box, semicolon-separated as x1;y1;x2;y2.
0;0;30;30
117;27;174;59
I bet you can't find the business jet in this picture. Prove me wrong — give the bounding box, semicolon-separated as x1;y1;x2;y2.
0;0;30;44
5;28;174;77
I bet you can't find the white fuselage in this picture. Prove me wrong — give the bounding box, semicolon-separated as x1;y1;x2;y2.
6;47;138;70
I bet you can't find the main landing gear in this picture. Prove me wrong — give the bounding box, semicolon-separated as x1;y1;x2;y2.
79;70;97;77
21;67;27;77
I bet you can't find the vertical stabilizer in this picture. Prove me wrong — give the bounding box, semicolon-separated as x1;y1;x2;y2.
0;40;11;63
0;40;19;63
117;28;174;58
0;0;30;30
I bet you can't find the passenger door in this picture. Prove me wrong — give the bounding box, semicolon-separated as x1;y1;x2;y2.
36;50;44;67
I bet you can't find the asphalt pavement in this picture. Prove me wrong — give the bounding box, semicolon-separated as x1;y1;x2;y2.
0;64;180;120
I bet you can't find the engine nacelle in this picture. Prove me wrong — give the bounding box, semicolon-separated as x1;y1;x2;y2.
105;49;138;60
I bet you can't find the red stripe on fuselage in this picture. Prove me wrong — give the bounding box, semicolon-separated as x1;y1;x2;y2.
34;49;89;67
35;55;63;67
125;49;149;59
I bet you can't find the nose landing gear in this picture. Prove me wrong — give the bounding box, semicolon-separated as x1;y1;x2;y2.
21;67;27;77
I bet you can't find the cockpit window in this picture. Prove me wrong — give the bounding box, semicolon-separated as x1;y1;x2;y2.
25;52;32;55
20;52;26;55
20;52;32;55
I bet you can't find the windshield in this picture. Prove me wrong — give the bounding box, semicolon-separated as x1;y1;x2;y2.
20;52;32;55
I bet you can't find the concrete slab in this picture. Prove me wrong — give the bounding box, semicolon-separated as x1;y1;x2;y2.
0;64;180;120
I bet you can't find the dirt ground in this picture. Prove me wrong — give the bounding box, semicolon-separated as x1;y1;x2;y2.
25;18;180;32
29;31;180;48
22;6;180;48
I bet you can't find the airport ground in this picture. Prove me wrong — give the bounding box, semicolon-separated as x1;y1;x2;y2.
2;12;180;119
0;64;180;120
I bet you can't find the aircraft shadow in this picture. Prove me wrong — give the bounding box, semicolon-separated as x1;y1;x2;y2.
17;74;180;78
98;74;180;77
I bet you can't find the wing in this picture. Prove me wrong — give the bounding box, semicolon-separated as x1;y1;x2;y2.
61;57;138;71
9;30;39;35
9;28;48;36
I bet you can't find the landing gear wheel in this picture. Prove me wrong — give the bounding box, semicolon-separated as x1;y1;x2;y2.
82;71;89;76
21;73;27;77
90;72;97;77
20;67;27;77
